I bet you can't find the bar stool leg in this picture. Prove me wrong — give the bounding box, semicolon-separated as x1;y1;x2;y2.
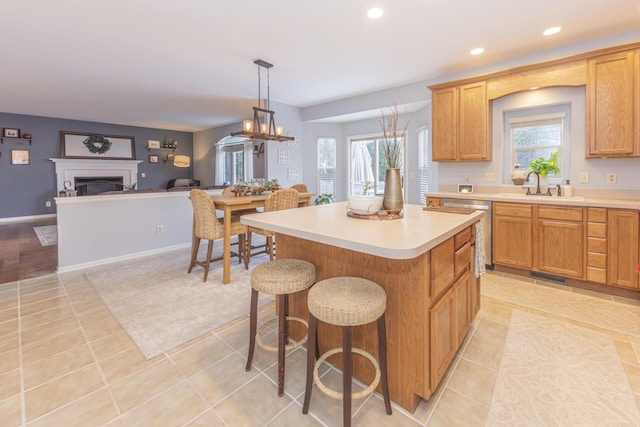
302;314;317;414
377;315;392;414
245;288;259;371
343;326;353;427
277;294;286;396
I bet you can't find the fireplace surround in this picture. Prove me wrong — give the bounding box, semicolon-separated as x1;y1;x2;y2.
51;158;142;195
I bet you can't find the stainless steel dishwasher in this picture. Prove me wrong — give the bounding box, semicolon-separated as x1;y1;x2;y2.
441;198;492;267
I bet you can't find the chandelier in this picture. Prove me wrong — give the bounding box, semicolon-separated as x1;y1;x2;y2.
231;59;294;142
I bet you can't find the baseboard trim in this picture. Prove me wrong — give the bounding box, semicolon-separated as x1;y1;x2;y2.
0;214;57;223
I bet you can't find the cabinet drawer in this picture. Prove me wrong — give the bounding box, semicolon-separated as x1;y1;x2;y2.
494;202;531;218
454;242;471;276
587;267;607;284
454;227;471;250
587;237;607;253
587;222;606;238
537;206;583;222
587;208;607;223
587;252;607;268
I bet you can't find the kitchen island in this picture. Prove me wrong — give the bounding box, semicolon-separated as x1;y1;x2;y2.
241;202;484;412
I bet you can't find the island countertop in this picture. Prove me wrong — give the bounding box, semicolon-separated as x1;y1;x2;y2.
240;202;484;260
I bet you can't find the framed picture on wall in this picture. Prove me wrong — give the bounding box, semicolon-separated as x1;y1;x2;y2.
3;128;20;138
60;131;136;160
148;154;159;163
11;149;30;165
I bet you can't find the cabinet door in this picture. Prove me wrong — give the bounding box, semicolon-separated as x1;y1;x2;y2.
587;50;639;157
431;237;455;300
432;87;458;161
537;219;584;278
493;215;533;268
459;81;490;161
452;270;470;346
430;289;454;390
608;210;639;289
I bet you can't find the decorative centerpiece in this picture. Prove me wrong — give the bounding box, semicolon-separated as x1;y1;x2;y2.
348;181;383;215
379;101;410;214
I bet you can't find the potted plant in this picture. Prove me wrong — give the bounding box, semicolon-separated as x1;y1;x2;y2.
314;193;333;205
527;152;559;177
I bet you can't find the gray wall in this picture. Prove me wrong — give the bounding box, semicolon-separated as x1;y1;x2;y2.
0;112;192;219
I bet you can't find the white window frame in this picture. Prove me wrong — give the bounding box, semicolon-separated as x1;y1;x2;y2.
215;136;253;185
417;126;430;205
347;134;406;197
503;104;571;186
317;137;336;197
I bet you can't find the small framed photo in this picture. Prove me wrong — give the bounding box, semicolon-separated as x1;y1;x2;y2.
148;154;159;163
147;140;161;149
457;184;474;194
11;149;29;165
3;128;20;138
166;153;175;162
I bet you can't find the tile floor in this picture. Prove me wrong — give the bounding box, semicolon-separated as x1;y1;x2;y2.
1;270;640;426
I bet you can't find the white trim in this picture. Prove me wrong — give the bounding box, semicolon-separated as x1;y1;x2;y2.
0;214;57;224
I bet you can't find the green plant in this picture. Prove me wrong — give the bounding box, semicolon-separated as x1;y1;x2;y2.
527;152;559;177
362;181;373;195
314;193;333;205
123;182;137;190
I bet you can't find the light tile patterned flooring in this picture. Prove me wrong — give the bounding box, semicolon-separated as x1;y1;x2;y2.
1;270;640;426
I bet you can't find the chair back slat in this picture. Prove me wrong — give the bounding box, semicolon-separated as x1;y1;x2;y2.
265;188;300;212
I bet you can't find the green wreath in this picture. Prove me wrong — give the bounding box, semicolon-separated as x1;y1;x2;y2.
83;134;112;154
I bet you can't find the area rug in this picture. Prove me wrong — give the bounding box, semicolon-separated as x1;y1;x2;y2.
85;242;273;359
482;273;640;338
33;225;57;246
486;311;640;426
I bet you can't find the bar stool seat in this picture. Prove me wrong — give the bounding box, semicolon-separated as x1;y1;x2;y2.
246;259;316;396
303;277;392;427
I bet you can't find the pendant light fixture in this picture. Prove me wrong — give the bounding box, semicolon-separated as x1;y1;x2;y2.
231;59;294;142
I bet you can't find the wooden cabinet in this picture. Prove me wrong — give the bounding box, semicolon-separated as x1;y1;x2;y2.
608;210;639;289
586;208;608;284
536;206;584;278
586;49;640;158
493;203;533;268
429;227;475;391
432;81;490;162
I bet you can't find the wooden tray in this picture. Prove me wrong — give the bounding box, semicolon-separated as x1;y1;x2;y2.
422;206;475;214
347;210;403;220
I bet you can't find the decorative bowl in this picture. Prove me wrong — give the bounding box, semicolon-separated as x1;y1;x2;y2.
347;195;383;215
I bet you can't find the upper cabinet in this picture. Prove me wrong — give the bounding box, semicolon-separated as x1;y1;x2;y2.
432;81;490;162
586;49;640;158
430;42;640;162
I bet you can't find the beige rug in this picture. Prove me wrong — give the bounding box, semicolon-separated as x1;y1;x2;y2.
487;311;640;426
33;225;57;246
85;241;272;359
482;273;640;338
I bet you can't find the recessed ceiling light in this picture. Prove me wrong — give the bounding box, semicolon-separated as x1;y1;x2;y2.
470;48;485;55
367;8;384;19
543;26;562;36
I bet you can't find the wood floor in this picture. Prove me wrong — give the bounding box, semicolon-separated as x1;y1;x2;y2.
0;217;57;285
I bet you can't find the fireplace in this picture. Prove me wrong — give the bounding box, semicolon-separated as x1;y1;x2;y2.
75;177;125;196
51;158;142;195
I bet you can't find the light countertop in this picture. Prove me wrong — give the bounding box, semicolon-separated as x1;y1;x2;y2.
427;191;640;210
240;202;484;260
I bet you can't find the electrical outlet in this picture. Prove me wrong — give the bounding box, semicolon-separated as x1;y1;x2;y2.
141;172;146;178
484;172;495;182
45;201;51;208
607;173;617;184
155;225;164;234
579;172;589;184
464;173;470;182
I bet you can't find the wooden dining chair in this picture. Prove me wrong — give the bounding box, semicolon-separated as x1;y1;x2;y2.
247;188;300;261
188;189;248;282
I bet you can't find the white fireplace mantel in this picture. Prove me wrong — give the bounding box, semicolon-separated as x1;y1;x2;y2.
50;158;143;193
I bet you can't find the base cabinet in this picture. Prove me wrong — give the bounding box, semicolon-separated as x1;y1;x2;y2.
536;206;584;279
493;203;533;268
608;210;639;289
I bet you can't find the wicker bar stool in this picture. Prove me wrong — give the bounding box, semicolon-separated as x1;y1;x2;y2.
246;259;316;396
302;277;392;427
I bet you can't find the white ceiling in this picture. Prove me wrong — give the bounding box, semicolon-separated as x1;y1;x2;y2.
1;1;639;132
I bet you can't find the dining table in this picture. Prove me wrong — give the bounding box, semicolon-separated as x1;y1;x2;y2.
211;191;314;284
